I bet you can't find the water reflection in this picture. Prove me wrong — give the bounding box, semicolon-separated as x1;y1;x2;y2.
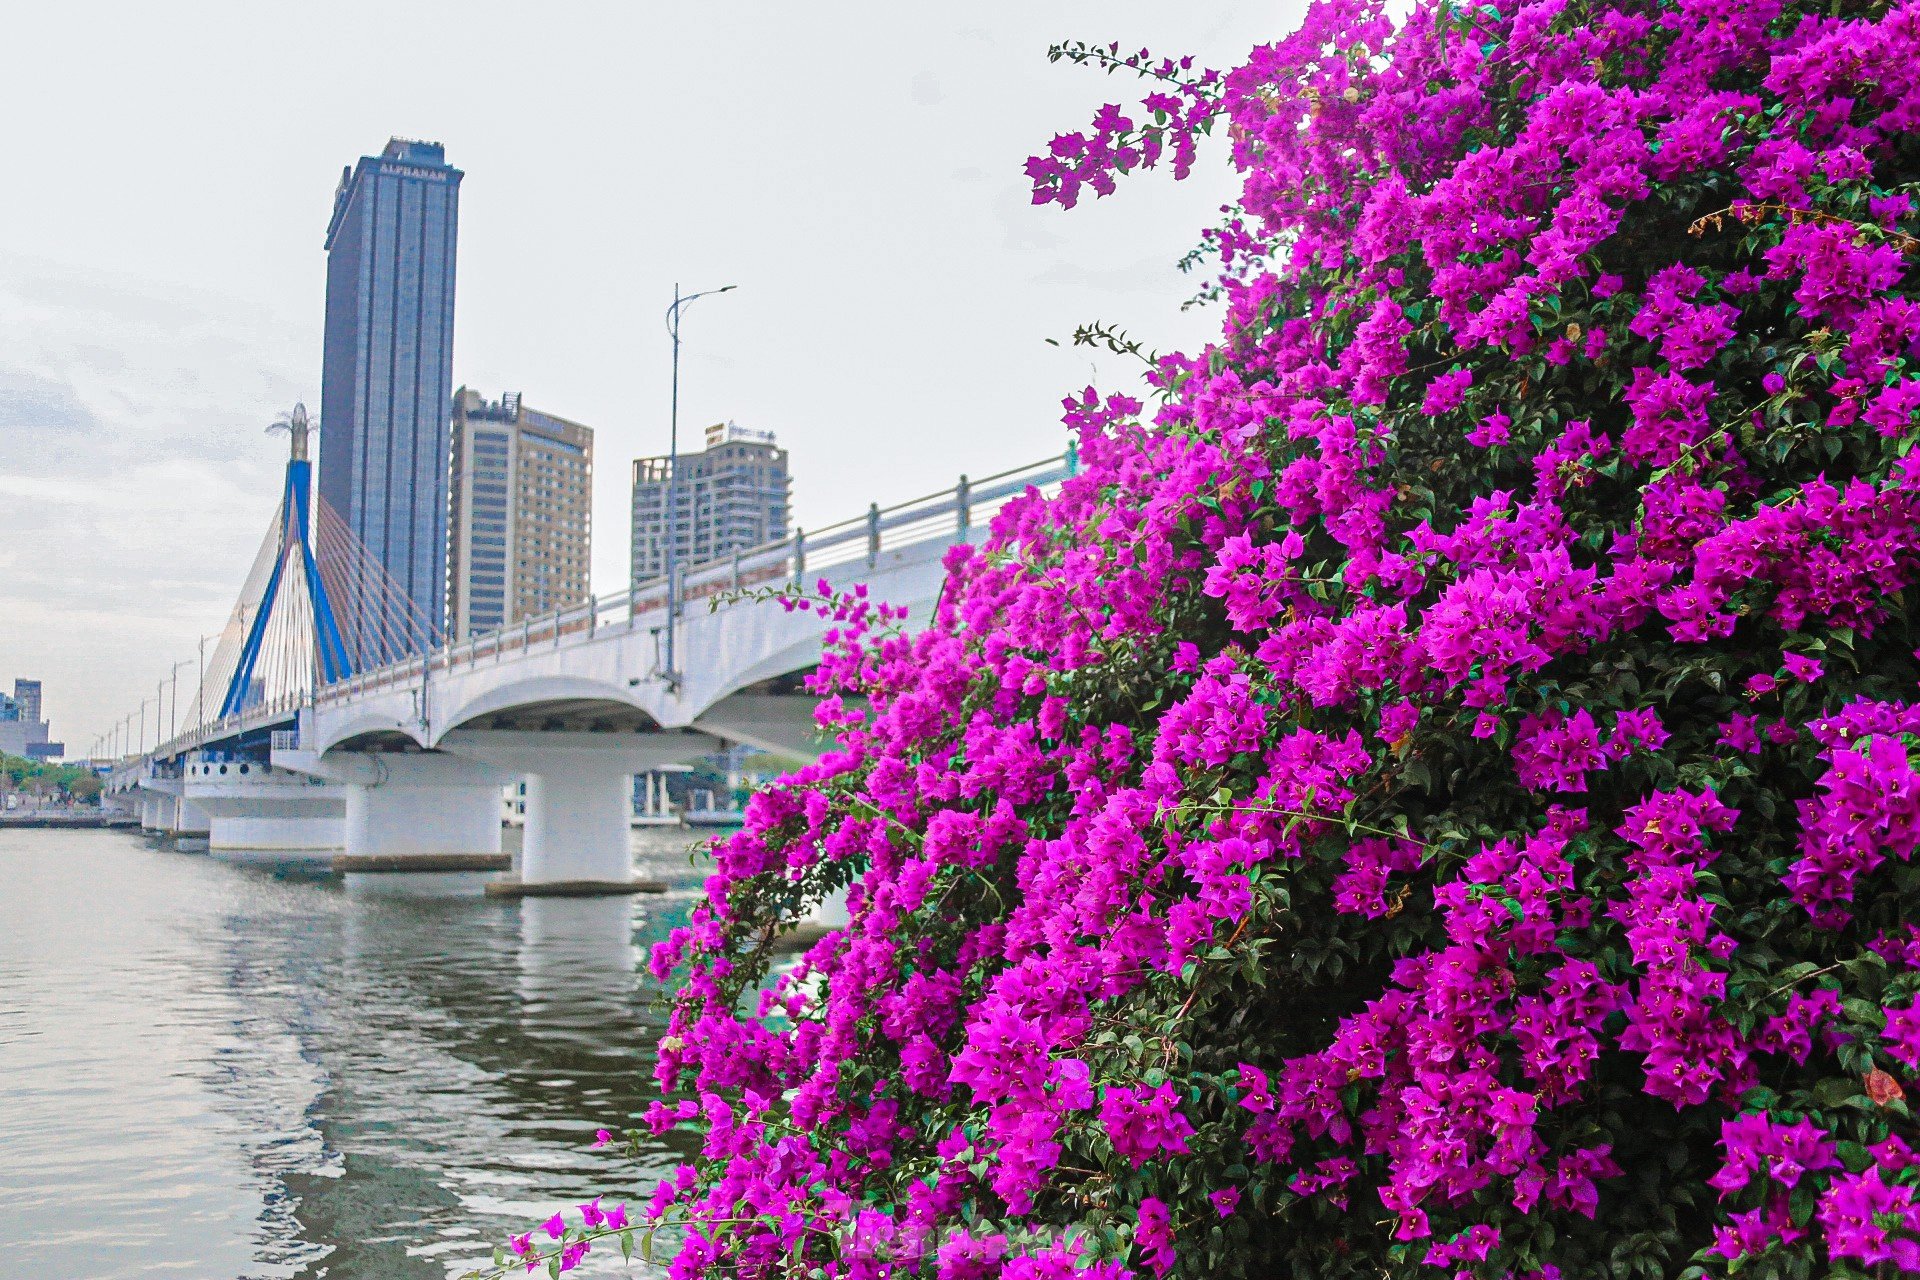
517;897;640;1041
0;827;708;1279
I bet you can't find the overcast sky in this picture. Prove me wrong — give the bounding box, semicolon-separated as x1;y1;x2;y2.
0;2;1291;752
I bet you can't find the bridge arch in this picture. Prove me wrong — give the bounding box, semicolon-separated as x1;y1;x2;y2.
694;633;825;714
313;710;431;755
430;674;659;746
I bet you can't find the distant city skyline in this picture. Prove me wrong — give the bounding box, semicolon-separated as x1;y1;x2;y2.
0;2;1288;748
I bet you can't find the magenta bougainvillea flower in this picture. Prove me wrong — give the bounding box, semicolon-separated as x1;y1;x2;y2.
597;1;1920;1278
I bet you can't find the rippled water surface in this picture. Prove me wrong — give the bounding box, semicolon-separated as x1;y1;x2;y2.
0;826;713;1278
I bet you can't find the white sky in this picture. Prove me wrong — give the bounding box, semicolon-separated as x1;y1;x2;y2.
0;1;1292;751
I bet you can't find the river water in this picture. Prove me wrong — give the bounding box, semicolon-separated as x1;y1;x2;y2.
0;825;718;1279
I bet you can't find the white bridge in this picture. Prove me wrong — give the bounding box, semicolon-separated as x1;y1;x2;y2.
107;449;1071;891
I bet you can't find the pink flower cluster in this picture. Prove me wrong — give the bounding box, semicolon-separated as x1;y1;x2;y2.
625;1;1920;1277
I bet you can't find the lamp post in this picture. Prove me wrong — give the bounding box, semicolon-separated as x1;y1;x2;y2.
662;282;736;686
168;658;194;748
196;634;209;739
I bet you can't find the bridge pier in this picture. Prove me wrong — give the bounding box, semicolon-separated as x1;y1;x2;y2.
440;730;721;894
143;775;211;848
143;790;186;835
185;758;345;858
172;797;212;841
522;764;635;886
271;748;515;894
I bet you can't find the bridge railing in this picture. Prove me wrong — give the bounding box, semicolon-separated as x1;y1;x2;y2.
307;449;1076;707
146;687;322;765
130;452;1081;754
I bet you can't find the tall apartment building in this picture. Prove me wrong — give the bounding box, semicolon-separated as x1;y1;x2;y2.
318;137;463;659
448;389;595;639
631;422;791;586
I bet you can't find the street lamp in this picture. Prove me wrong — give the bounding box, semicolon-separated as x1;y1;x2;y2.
168;658;194;747
662;282;736;685
195;633;209;739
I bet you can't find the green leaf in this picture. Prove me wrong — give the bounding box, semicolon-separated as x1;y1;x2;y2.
1843;997;1886;1029
1814;1076;1861;1107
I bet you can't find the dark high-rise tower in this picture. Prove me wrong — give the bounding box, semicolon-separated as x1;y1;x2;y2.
318;137;462;660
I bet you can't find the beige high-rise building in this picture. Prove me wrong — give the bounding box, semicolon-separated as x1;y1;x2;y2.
448;388;594;640
631;421;790;587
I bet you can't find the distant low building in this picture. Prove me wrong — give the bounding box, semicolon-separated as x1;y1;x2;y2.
631;421;791;586
448;389;595;639
14;679;41;724
0;680;60;760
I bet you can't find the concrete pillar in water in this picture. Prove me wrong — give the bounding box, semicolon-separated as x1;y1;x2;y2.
169;793;212;852
270;747;516;895
184;759;345;857
439;729;721;894
172;797;211;837
522;762;634;884
144;777;209;842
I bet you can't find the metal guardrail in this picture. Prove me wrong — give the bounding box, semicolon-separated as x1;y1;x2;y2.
140;688;315;767
124;449;1077;760
316;449;1075;708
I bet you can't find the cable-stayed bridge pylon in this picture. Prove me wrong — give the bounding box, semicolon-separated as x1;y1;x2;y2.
182;405;443;743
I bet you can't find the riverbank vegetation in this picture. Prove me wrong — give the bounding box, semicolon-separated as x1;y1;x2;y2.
510;0;1920;1275
0;752;100;805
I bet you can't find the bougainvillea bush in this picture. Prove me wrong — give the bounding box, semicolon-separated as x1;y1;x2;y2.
633;1;1920;1277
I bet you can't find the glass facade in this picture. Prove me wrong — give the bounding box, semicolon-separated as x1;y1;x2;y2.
318;138;462;663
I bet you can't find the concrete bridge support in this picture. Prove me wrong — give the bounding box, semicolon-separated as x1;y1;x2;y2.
138;787;182;833
522;763;636;885
145;777;211;847
172;797;212;839
184;759;345;857
271;748;515;895
440;730;721;892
